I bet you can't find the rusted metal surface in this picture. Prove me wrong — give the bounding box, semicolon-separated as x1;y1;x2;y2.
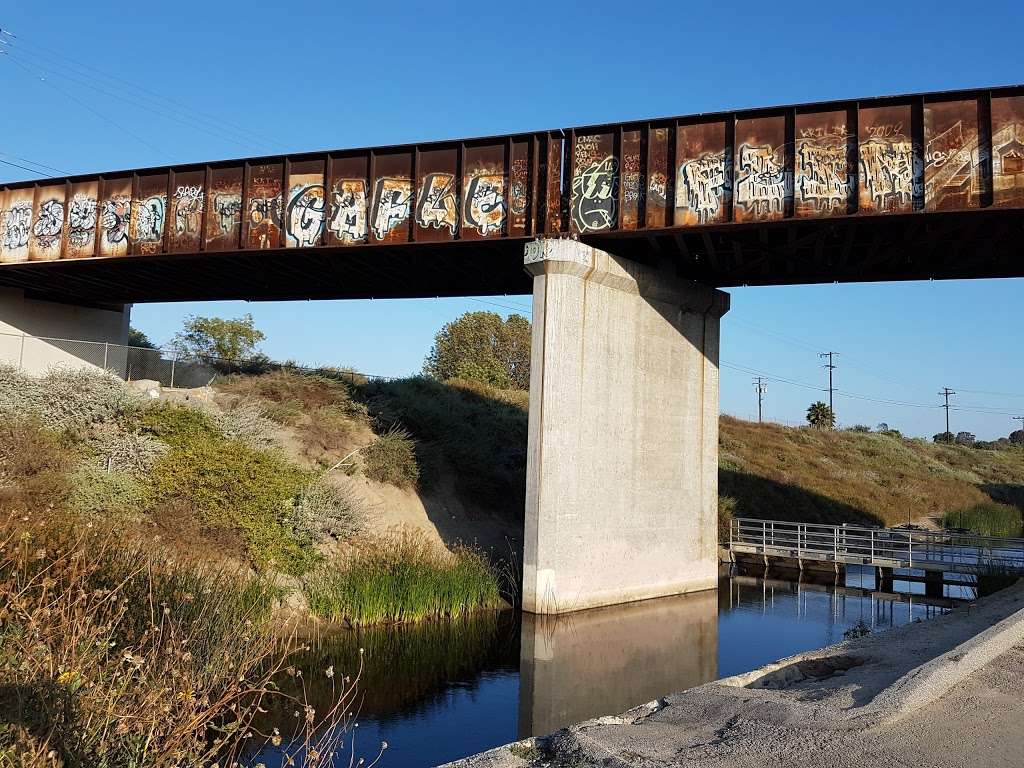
991;94;1024;208
0;84;1022;269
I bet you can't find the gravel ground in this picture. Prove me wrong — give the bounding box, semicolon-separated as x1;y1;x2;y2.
444;581;1024;768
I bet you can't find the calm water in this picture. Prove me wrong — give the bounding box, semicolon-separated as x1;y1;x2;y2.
253;567;969;768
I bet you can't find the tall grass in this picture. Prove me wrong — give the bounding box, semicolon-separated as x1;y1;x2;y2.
303;532;503;625
942;502;1023;538
0;512;354;767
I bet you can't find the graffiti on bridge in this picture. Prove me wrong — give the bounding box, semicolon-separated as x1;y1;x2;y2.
416;172;458;235
286;184;326;248
329;180;367;243
464;172;506;236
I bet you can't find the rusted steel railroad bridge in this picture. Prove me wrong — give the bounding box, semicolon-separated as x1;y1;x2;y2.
728;517;1024;596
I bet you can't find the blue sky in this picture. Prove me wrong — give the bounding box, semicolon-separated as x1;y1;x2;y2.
2;1;1023;438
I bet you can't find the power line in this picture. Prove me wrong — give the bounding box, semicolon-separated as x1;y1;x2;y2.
0;27;281;151
0;151;69;176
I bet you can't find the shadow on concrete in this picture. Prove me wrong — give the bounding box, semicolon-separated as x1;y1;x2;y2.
720;468;885;528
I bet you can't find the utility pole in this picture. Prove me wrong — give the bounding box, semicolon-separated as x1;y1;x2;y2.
819;352;838;413
939;388;956;442
753;377;767;423
1013;416;1024;436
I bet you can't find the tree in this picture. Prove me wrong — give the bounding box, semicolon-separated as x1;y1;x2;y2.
955;431;976;446
170;314;266;363
933;431;955;444
1010;430;1024;446
128;327;158;349
806;401;835;430
424;311;531;390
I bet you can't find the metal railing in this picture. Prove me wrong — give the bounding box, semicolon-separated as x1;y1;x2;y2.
729;517;1024;573
0;330;391;389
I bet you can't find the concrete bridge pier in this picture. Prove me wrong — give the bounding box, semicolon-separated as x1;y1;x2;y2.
521;239;730;615
0;287;131;376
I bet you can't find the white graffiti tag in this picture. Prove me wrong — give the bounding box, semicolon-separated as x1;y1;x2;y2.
286;185;325;247
2;201;32;251
797;143;849;212
571;156;618;231
678;152;726;223
32;199;64;248
860;137;915;210
328;180;367;242
463;174;505;236
416;173;458;235
101;197;131;244
735;144;789;217
213;193;242;236
371;178;412;240
135;196;166;242
67;197;98;247
174;185;203;235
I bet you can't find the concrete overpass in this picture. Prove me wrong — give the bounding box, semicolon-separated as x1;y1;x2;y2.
2;85;1022;614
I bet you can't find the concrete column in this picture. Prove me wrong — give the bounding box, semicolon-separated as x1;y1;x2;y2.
522;238;729;614
0;287;131;376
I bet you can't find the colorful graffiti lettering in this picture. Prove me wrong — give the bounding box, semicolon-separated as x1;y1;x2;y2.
678;153;726;223
136;196;166;243
2;201;32;252
173;185;203;235
286;185;325;247
328;180;367;243
463;173;505;236
926;121;966;169
735;144;789;217
797;142;849;213
101;197;131;244
571;156;618;232
67;197;97;248
371;178;412;240
32;199;64;248
416;172;458;235
213;193;242;235
860;135;915;211
249;197;280;227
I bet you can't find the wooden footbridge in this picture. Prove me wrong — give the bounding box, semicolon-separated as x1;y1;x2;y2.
728;518;1024;580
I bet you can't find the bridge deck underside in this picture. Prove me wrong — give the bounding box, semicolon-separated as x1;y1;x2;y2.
0;208;1020;305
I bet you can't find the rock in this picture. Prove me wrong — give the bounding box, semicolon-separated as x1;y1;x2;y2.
163;385;215;404
127;379;162;399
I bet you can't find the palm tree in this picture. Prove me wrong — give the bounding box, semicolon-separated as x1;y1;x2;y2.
806;401;836;430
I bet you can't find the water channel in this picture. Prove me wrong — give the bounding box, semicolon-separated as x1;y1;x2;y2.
254;566;973;767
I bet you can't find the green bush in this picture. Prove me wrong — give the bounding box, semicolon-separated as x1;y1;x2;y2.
363;426;420;488
135;402;221;448
303;532;502;624
214;400;280;451
69;465;151;519
719;495;738;541
943;502;1023;538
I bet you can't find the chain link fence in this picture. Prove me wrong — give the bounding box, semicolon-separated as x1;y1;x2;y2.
0;330;389;389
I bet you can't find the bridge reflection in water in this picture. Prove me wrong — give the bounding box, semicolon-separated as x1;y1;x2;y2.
517;565;961;738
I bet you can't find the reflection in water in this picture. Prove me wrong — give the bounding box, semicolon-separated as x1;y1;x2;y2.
518;589;717;737
264;568;961;767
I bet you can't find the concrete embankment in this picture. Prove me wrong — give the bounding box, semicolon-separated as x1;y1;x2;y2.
445;581;1024;768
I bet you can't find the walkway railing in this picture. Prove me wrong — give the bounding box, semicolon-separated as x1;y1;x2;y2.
729;517;1024;574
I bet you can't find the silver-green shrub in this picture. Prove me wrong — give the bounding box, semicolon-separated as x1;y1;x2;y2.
214;400;281;452
69;464;151;520
0;364;142;433
292;478;362;542
85;423;169;475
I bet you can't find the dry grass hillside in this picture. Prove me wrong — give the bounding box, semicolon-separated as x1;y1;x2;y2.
719;415;1024;529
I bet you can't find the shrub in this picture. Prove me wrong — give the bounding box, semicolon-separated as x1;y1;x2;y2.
85;422;168;475
262;398;306;426
299;405;357;459
219;369;358;414
303;531;502;624
292;478;363;540
214;399;281;451
148;429;316;575
0;364;141;434
363;426;420;488
806;401;835;430
0;514;352;767
136;402;222;447
69;464;152;519
719;495;738;541
0;418;70;512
